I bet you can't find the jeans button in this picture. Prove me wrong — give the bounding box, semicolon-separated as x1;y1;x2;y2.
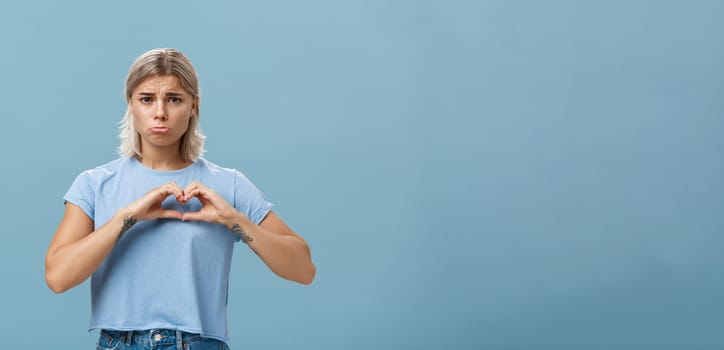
154;333;162;341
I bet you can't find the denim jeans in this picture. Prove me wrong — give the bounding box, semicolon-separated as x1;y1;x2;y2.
96;329;230;350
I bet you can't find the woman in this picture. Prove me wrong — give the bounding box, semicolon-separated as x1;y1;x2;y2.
45;48;316;349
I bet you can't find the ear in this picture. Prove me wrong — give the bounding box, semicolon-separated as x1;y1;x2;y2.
193;96;200;118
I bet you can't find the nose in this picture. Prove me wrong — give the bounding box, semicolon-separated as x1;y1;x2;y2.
154;101;168;121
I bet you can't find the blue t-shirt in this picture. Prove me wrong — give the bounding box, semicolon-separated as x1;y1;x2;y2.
63;157;273;342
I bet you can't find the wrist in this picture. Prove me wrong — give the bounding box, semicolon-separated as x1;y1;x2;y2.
220;210;245;230
230;222;254;244
114;208;138;239
221;212;255;244
117;207;136;222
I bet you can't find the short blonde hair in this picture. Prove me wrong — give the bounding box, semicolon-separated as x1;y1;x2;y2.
118;48;205;161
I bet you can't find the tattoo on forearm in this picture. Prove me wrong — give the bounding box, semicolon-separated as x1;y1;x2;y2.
231;223;253;244
120;216;138;236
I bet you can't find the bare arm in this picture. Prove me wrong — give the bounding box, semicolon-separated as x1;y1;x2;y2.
182;182;316;285
228;211;316;285
45;204;133;293
45;182;185;293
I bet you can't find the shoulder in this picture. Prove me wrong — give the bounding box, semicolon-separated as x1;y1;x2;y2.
65;158;130;202
72;158;128;184
196;157;245;178
195;157;260;190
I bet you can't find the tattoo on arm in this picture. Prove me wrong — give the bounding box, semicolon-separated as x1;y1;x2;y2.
231;223;254;244
120;216;138;236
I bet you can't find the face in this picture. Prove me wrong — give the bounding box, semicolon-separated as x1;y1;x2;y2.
129;75;197;153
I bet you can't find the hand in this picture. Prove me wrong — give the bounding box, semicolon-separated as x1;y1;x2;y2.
181;181;240;227
124;182;185;221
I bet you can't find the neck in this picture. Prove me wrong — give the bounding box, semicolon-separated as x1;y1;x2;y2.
137;144;191;171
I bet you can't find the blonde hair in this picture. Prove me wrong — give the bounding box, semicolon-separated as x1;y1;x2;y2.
118;48;205;161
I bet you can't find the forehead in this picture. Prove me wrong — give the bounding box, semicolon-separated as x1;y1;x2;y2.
133;75;188;94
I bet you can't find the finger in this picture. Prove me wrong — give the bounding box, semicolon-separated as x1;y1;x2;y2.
181;211;208;222
183;189;206;204
138;190;171;210
159;210;183;220
169;182;185;196
161;183;185;202
184;187;200;198
187;188;222;207
185;184;211;198
169;181;184;191
184;181;206;200
183;180;196;191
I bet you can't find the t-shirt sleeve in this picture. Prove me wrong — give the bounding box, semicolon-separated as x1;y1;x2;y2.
233;170;273;225
63;170;96;220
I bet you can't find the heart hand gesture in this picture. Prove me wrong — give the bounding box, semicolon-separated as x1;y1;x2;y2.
124;181;240;228
180;181;238;227
125;182;186;221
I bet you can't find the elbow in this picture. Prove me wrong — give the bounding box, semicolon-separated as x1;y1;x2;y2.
298;263;316;286
277;263;315;285
45;254;68;294
46;276;65;294
298;245;316;285
45;269;70;294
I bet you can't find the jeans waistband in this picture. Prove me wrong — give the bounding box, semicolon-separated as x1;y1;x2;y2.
101;329;204;348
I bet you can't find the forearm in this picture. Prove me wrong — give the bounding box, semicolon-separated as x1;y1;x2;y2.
45;209;133;293
224;213;316;285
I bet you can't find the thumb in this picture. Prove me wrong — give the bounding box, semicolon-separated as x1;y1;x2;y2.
182;211;204;222
159;210;183;220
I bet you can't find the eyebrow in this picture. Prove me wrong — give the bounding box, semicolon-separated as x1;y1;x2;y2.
137;91;186;96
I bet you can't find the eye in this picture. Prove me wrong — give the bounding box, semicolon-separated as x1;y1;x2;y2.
169;97;182;103
140;97;153;103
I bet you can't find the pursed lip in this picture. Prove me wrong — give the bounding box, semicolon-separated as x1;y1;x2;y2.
149;126;170;133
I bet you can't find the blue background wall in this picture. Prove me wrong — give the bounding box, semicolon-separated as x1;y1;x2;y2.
1;0;722;348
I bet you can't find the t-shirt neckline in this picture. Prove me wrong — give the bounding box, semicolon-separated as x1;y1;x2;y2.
130;156;200;176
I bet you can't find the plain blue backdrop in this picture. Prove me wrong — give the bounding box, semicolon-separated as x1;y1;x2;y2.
1;0;723;349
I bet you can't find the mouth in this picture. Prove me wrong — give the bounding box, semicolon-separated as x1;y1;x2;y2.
149;126;170;133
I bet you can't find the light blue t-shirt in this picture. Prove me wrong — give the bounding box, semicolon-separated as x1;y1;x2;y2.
63;157;273;342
